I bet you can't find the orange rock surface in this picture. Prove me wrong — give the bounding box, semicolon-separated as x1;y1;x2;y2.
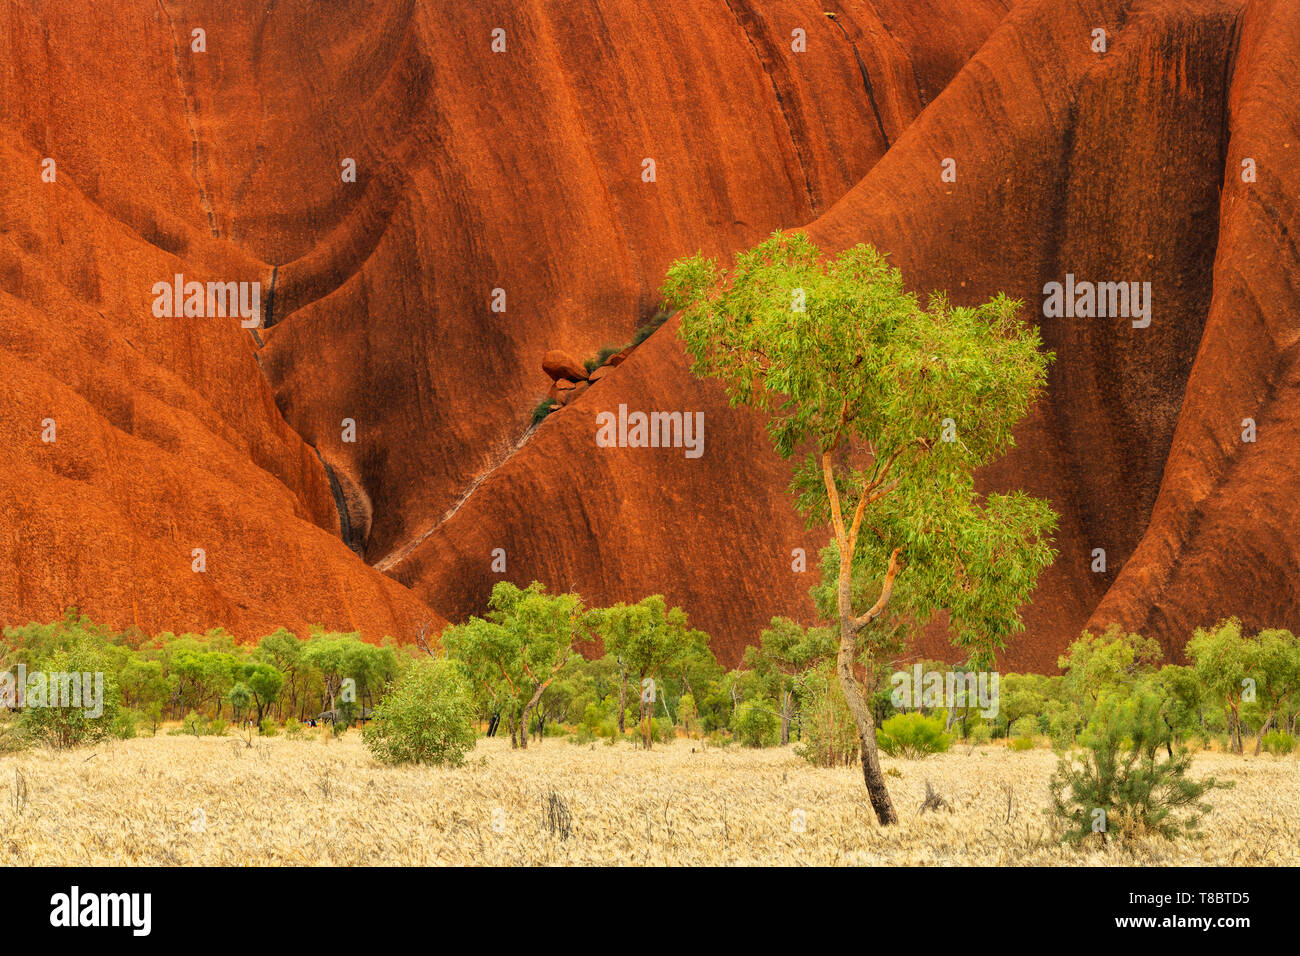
2;0;1295;668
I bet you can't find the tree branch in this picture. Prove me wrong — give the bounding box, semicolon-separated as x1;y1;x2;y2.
851;548;903;632
413;620;437;658
847;478;900;555
822;451;848;555
865;444;906;494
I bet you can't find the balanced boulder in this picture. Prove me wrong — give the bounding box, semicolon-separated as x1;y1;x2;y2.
543;350;588;382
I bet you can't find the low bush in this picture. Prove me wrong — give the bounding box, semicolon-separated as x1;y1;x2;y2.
1050;691;1230;843
18;642;121;749
735;700;779;748
876;712;952;758
569;726;596;745
531;398;559;425
1009;716;1036;751
1049;710;1077;751
584;344;624;372
1009;716;1037;739
795;667;859;767
112;709;139;740
652;716;676;744
363;660;476;767
1261;730;1295;756
632;310;671;346
967;722;993;746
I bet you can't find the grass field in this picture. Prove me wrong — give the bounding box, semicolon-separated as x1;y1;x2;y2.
1;733;1295;865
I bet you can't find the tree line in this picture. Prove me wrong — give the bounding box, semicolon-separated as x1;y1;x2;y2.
4;596;1295;768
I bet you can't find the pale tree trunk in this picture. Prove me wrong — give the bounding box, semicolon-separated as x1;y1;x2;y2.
780;689;792;746
1253;712;1275;756
640;687;653;750
822;448;904;826
518;624;574;750
617;659;628;734
519;672;561;750
836;554;900;825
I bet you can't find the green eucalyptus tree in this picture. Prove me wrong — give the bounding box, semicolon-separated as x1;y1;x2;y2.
255;628;306;719
240;662;284;725
1188;620;1300;754
444;581;587;749
590;595;708;749
666;231;1057;823
746;617;835;744
1250;628;1300;752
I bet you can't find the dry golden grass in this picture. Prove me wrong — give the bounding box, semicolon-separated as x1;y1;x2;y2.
1;733;1295;865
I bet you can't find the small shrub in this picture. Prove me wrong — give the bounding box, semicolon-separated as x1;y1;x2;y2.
795;667;859;767
568;726;596;745
363;660;476;766
1009;716;1036;751
652;716;676;744
735;700;779;748
259;718;279;737
531;399;559;425
0;719;32;753
580;702;605;732
1050;691;1230;844
1010;716;1037;739
876;712;952;758
584;344;625;373
1048;711;1077;751
18;642;121;749
967;722;993;746
632;310;671;346
1261;730;1295;756
284;720;303;739
207;717;229;737
112;709;139;740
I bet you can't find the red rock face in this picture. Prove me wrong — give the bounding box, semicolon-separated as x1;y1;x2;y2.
0;0;441;641
803;0;1251;669
2;0;1294;667
1085;0;1300;663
